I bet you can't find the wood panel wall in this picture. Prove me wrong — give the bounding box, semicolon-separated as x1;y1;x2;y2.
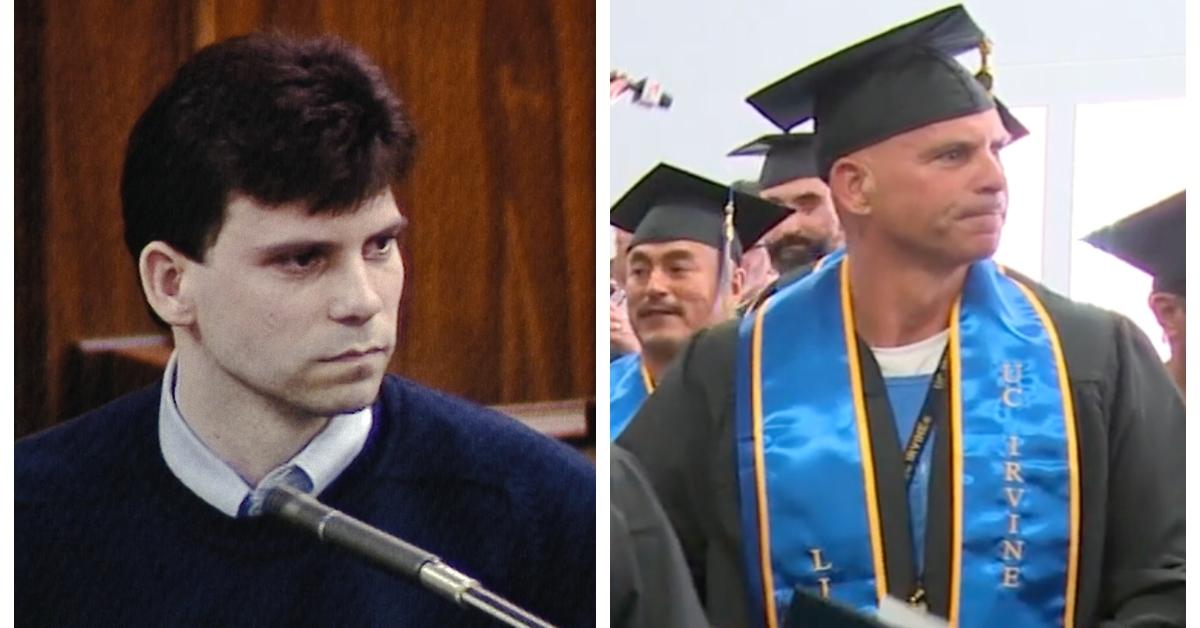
15;0;596;437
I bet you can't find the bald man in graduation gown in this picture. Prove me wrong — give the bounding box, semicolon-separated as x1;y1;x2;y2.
619;6;1184;628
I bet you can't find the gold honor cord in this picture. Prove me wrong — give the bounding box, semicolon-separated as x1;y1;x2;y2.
639;362;655;394
838;259;889;605
749;294;777;628
947;298;965;625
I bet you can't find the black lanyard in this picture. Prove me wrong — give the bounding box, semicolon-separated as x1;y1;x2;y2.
897;350;949;610
900;351;948;485
902;414;934;484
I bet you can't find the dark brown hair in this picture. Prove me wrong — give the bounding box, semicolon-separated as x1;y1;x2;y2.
121;32;417;262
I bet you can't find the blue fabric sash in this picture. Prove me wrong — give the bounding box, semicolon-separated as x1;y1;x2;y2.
611;353;651;440
734;256;1080;628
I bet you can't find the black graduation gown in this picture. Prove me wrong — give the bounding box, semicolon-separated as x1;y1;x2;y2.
612;446;710;628
618;275;1185;628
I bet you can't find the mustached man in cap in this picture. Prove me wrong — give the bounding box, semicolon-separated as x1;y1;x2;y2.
609;164;789;440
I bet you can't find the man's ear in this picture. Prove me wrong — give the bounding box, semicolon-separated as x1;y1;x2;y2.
730;266;746;300
138;242;197;327
828;156;873;218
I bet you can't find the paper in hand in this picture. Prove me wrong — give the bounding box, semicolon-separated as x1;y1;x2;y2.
783;589;950;628
876;597;949;628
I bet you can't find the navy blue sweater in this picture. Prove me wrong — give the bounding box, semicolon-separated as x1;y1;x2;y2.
17;375;596;627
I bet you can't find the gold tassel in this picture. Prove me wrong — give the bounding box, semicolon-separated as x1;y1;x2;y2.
718;192;738;319
723;196;736;253
976;38;994;93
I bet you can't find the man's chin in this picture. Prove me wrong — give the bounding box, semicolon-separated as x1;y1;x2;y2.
953;237;1000;266
769;238;828;274
638;333;689;360
772;249;816;274
294;377;384;418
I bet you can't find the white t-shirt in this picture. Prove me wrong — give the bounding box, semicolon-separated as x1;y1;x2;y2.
870;329;950;378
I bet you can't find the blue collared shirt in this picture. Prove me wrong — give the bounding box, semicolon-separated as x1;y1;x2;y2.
158;352;373;518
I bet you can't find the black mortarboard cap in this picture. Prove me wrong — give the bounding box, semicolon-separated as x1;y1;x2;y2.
1084;191;1186;296
745;5;1028;180
730;179;763;197
729;133;820;189
611;163;791;254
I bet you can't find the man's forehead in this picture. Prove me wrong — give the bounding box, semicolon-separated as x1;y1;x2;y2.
761;176;829;199
220;190;403;243
628;239;716;259
889;108;1010;148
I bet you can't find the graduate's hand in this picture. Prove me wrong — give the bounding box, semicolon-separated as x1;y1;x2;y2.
610;299;640;356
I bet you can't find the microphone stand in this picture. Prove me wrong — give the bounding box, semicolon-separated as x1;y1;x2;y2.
263;485;556;628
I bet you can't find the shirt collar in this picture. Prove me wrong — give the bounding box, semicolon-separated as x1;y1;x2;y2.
158;352;373;518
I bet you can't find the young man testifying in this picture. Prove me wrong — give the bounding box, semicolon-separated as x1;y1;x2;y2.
17;33;595;627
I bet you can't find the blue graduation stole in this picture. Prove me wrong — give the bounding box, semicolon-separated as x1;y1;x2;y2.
611;353;653;440
734;256;1081;628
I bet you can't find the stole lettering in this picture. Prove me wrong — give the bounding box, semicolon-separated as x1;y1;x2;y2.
999;365;1026;588
1000;426;1025;589
810;549;834;599
1001;361;1024;408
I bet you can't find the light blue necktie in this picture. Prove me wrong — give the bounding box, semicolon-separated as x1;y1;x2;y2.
238;465;315;518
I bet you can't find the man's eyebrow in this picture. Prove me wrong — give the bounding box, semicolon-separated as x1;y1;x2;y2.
919;129;1012;159
788;191;824;204
918;138;973;159
627;247;700;265
253;216;409;259
254;239;335;260
660;249;697;263
367;217;408;241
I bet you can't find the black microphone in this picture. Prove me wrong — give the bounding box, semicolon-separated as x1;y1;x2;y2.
263;485;556;628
